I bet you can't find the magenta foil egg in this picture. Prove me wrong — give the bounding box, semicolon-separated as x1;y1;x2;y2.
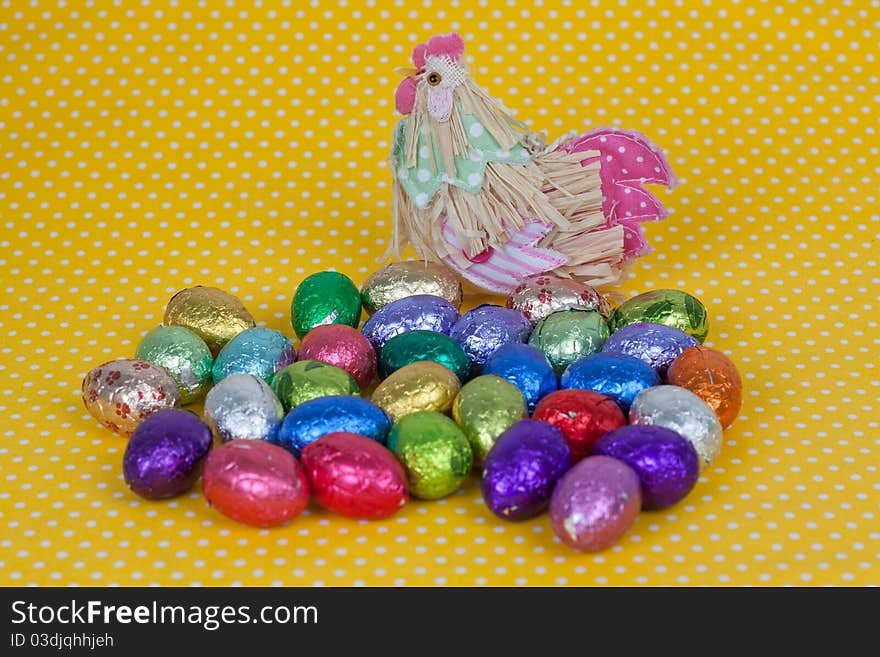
297;324;377;390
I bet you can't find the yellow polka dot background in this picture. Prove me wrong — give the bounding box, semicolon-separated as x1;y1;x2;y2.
1;0;878;587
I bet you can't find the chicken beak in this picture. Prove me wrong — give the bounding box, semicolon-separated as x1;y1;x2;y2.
395;67;420;78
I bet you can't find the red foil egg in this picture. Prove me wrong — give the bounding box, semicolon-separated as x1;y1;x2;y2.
301;432;408;519
298;324;377;390
202;440;309;527
532;389;626;462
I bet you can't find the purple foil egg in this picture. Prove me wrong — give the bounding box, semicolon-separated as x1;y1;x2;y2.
123;409;214;500
361;294;460;350
592;425;700;510
481;419;571;521
602;322;699;379
450;304;532;369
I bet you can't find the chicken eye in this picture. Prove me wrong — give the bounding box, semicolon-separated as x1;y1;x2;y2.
426;72;442;86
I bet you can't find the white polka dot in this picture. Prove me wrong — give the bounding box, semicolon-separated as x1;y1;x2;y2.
417;168;431;182
468;122;485;138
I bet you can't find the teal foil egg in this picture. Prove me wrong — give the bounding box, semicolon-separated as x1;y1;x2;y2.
212;327;296;385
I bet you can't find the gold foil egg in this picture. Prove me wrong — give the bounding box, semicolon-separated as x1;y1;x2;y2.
361;261;463;314
371;361;461;423
452;375;527;466
164;286;255;356
82;359;181;435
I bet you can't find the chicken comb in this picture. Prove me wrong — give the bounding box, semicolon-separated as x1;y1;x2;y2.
413;33;465;67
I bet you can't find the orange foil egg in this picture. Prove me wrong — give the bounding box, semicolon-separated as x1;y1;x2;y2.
667;346;743;428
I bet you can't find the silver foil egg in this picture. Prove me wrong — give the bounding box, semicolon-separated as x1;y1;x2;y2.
203;373;284;443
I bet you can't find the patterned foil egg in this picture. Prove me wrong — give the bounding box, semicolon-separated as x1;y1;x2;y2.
361;294;461;350
602;321;699;379
481;419;571;521
298;324;377;389
163;286;255;356
122;409;213;500
452;375;527;466
271;360;360;412
667;346;743;428
361;261;463;314
610;288;710;342
549;455;642;552
449;304;532;369
483;343;557;412
592;425;700;510
291;271;362;339
212;327;296;385
82;359;180;435
506;273;611;324
273;395;391;456
560;352;660;413
629;385;724;471
370;360;461;422
386;411;473;500
203;373;283;443
301;432;408;519
135;325;214;404
202;440;309;527
532;389;627;462
528;309;610;375
378;330;471;382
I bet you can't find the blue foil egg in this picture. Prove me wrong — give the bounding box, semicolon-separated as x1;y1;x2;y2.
560;352;660;413
273;395;391;455
449;304;532;369
483;343;557;412
361;294;460;350
602;321;699;379
212;327;296;385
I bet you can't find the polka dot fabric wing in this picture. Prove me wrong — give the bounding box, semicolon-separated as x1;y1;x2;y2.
1;1;878;587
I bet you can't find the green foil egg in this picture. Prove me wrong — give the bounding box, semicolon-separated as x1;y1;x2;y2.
291;271;362;339
135;326;214;404
528;309;610;375
452;375;527;466
378;330;471;382
610;289;710;343
386;411;473;500
271;360;361;412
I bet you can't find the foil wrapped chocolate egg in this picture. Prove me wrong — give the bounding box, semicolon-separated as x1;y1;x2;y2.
163;286;255;356
203;373;283;443
592;425;700;510
273;395;391;456
506;274;611;324
532;389;627;462
135;326;214;404
298;324;376;389
483;343;557;412
602;321;699;379
481;419;571;521
527;309;610;375
202;440;309;527
378;330;471;382
386;411;473;500
560;352;660;413
301;432;408;519
212;327;296;385
271;360;360;412
361;294;461;350
291;271;362;339
549;455;642;552
452;375;527;466
629;385;723;471
667;346;743;428
82;359;181;435
361;261;463;314
370;360;461;422
610;289;710;342
123;409;213;500
449;304;532;369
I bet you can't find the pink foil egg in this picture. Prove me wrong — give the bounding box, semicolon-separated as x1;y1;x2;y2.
549;455;642;552
201;440;309;527
298;324;377;390
300;432;408;519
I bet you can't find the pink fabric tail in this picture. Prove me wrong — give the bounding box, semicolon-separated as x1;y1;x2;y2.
562;128;678;259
